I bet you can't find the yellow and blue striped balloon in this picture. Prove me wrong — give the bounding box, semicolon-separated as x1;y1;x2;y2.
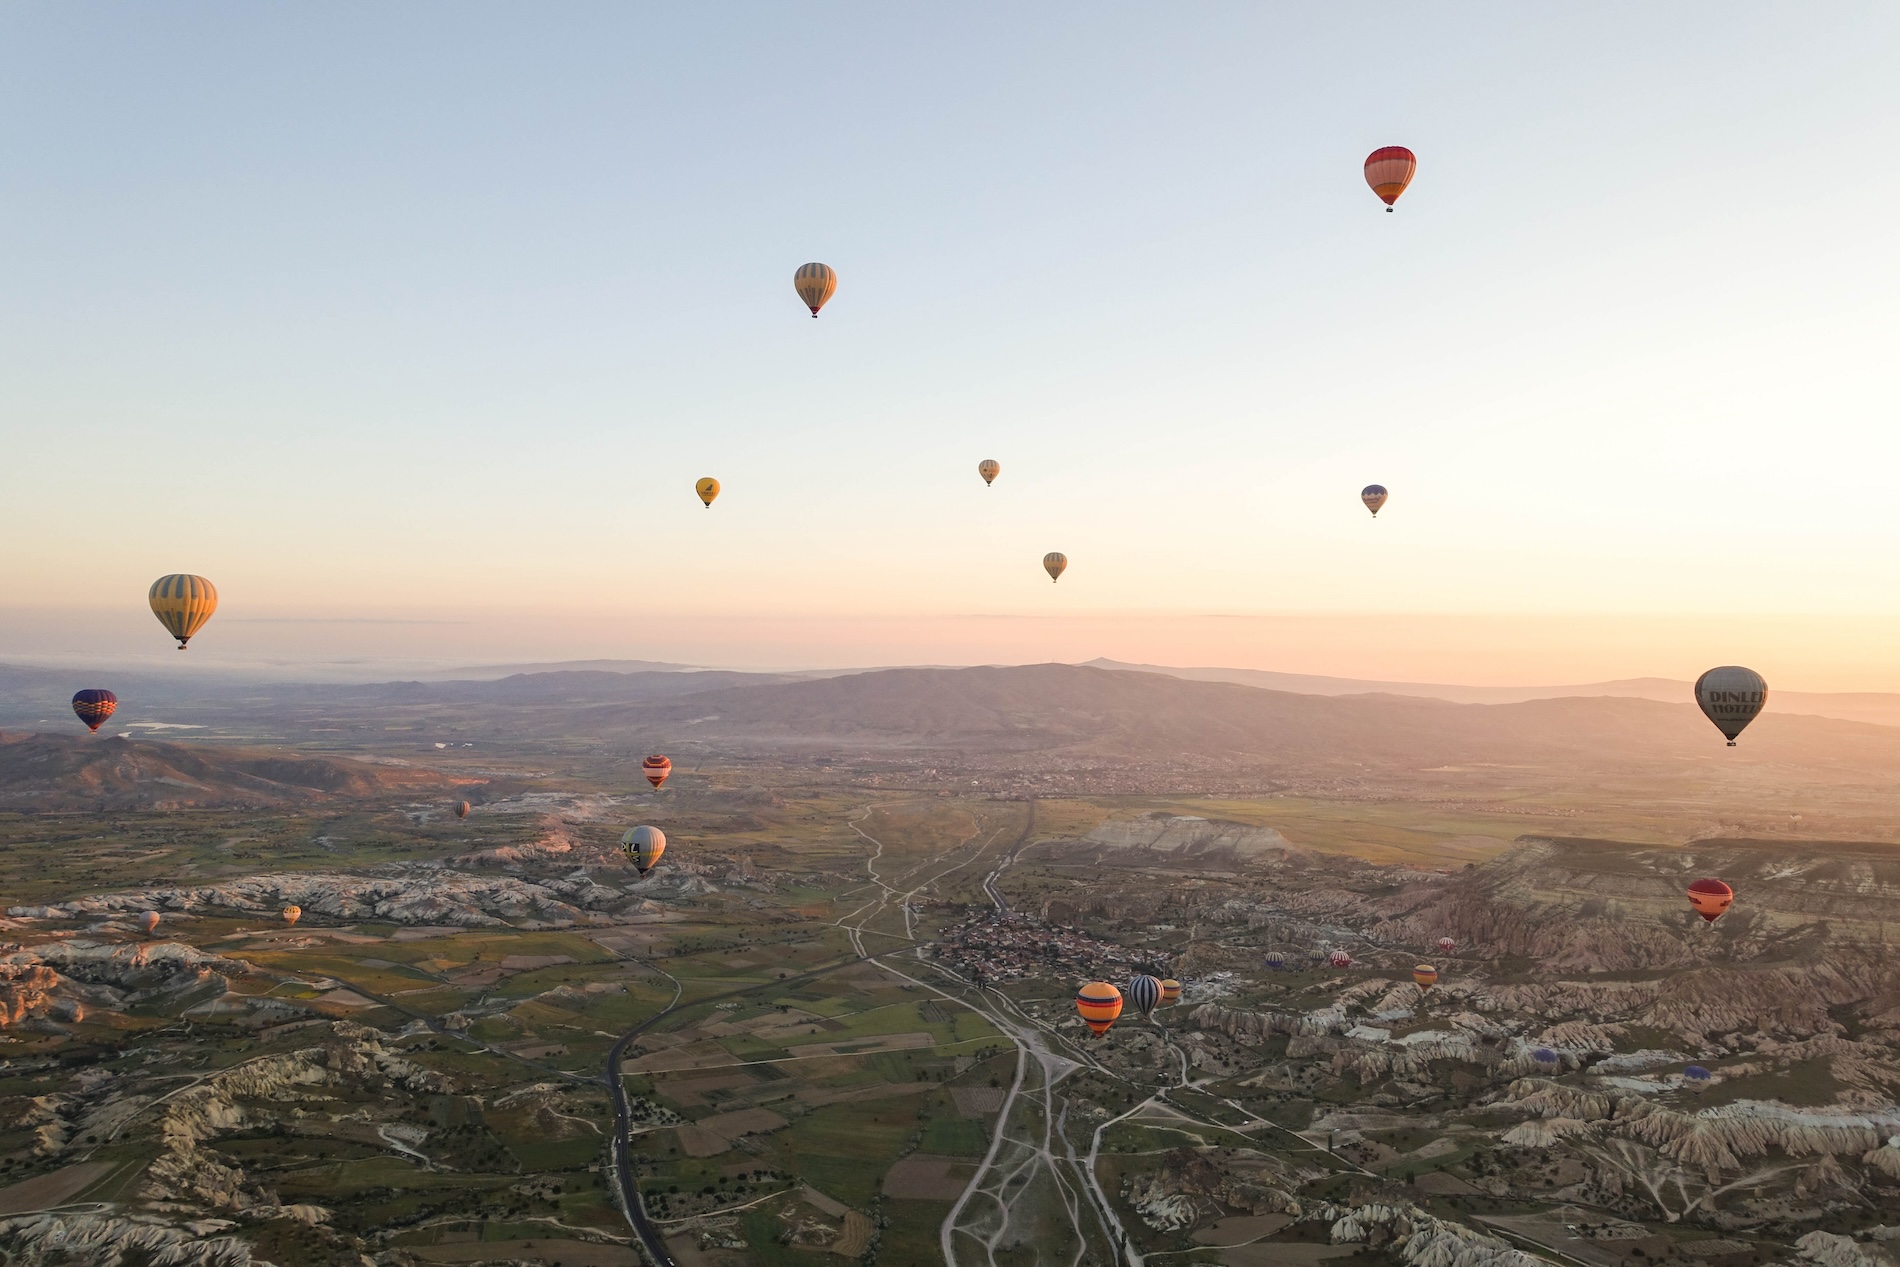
148;574;218;649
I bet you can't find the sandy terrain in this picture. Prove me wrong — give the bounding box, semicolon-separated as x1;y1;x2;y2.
0;1161;117;1215
883;1153;976;1200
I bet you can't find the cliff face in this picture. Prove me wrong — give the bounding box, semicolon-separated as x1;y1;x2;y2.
1373;837;1900;970
9;867;633;928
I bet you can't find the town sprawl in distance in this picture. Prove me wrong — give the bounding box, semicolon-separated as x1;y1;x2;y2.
1;661;1897;1267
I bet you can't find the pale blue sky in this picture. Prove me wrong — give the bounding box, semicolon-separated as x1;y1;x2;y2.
4;5;1899;682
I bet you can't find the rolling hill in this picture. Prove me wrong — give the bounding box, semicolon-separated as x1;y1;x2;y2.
0;732;468;811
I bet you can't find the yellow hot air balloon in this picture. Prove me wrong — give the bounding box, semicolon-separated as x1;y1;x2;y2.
696;477;720;509
1043;552;1067;583
281;905;301;927
794;262;837;317
978;459;1000;487
149;574;218;649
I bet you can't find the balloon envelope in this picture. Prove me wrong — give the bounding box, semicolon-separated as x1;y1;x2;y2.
623;825;667;875
453;801;470;819
1043;552;1067;583
1695;667;1767;745
1126;974;1162;1016
1531;1047;1560;1066
1684;1065;1713;1082
1075;981;1123;1035
1364;146;1416;209
72;689;117;732
1329;950;1353;968
695;478;720;508
149;574;218;649
1413;965;1438;990
140;911;160;934
1263;951;1286;970
1362;485;1388;517
1436;937;1457;954
1158;978;1182;1005
794;262;837;316
642;755;672;789
978;459;1000;486
281;905;301;926
1687;878;1733;923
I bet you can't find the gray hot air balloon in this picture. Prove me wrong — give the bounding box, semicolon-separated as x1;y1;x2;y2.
1695;666;1767;746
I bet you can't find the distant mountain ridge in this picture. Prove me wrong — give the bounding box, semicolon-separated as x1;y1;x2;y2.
1084;658;1900;728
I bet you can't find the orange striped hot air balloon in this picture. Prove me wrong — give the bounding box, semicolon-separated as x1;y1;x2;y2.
794;263;837;317
281;905;301;927
1687;878;1733;923
1075;981;1123;1036
1413;964;1438;991
1364;146;1416;211
642;755;672;789
1159;978;1182;1006
1043;552;1067;583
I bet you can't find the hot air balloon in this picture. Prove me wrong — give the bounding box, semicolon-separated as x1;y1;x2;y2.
794;263;837;317
140;911;160;935
696;478;720;509
1436;937;1457;955
453;801;471;819
71;690;117;733
1043;552;1067;583
1329;949;1353;969
1126;974;1162;1016
1364;146;1416;211
1531;1047;1560;1069
623;825;667;876
1413;964;1438;991
1263;950;1286;971
1695;667;1767;746
1075;981;1123;1036
642;755;672;789
978;459;1000;487
1361;485;1388;518
1159;978;1182;1006
1687;878;1733;923
149;574;218;649
281;905;301;927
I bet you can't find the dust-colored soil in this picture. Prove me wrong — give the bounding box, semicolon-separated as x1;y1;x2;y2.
662;1072;757;1107
411;1240;636;1265
883;1153;975;1200
1414;1171;1477;1195
675;1125;730;1157
0;1161;117;1214
951;1086;1006;1117
834;1210;873;1258
1219;1244;1362;1267
628;1041;737;1072
1193;1214;1294;1245
697;1106;788;1138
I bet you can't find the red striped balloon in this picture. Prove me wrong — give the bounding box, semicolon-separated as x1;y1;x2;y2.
1364;146;1416;210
